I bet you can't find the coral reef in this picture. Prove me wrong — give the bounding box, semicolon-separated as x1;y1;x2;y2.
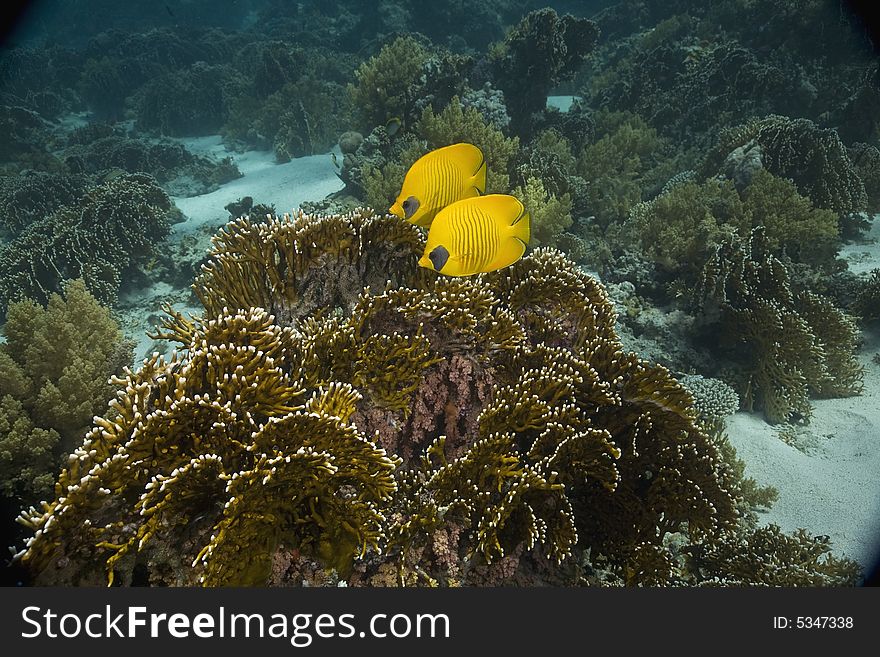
702;116;868;216
0;104;61;174
417;97;520;194
77;27;236;121
61;134;241;194
17;209;762;587
0;171;87;237
854;269;880;322
490;8;599;136
2;0;874;591
134;62;244;136
678;374;740;426
623;178;747;280
349;36;430;128
739;169;839;267
576;111;676;228
461;83;510;131
621;167;842;285
344;96;519;208
0;280;132;504
848;142;880;213
0;173;172;312
696;228;863;424
692;524;861;586
511;176;573;249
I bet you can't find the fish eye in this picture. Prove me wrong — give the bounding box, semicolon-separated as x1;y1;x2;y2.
402;196;420;219
428;245;450;271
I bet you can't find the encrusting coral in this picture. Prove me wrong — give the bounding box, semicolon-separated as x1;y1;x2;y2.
15;210;859;587
0;279;132;504
696;227;863;424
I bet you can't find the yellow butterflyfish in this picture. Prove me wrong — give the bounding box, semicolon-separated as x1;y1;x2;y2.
418;194;530;276
390;143;487;228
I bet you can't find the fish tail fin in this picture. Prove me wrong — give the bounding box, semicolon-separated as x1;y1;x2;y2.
473;154;487;195
511;205;530;247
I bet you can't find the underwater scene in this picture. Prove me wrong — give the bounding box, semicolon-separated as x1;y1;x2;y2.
0;0;878;587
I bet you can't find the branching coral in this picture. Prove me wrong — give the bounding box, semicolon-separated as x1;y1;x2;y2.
740;169;839;267
489;8;599;136
17;307;397;586
17;210;856;587
417;97;520;194
0;173;172;311
848;142;880;213
854;269;880;322
61;135;241;193
691;524;860;586
193;207;425;322
511;176;572;249
678;374;740;425
702;115;868;216
576;111;675;228
624;177;748;279
349;36;430;127
696;228;863;424
0;171;86;237
0;280;132;504
621;165;841;284
134;62;245;136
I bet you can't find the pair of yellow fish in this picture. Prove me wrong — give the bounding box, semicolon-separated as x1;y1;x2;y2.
389;143;530;276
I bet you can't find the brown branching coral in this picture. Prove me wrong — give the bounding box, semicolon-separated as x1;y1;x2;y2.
16;210;857;587
691;524;861;586
18;307;398;586
194;207;425;323
696;227;863;424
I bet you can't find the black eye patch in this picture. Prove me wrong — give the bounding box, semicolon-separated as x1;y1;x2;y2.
402;195;419;219
428;245;450;271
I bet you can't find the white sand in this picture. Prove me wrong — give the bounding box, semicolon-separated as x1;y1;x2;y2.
171;136;344;235
840;212;880;275
727;214;880;574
